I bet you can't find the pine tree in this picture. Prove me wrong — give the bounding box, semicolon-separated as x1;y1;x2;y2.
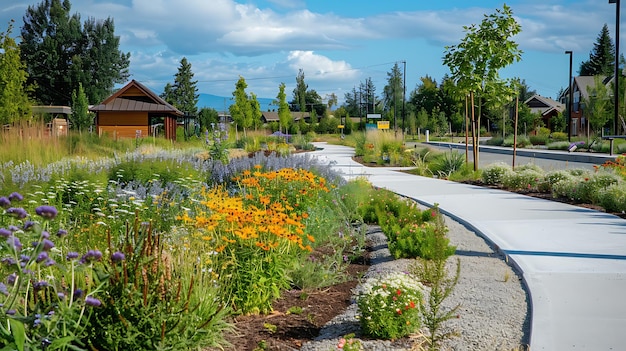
579;24;615;76
161;57;199;115
293;69;307;112
0;20;30;125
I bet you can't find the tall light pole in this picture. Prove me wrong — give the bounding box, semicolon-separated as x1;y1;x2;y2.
402;60;406;139
565;50;573;142
610;0;620;134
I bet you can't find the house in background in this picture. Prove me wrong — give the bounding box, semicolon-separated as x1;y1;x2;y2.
558;75;611;136
524;94;565;131
261;111;309;124
89;80;183;140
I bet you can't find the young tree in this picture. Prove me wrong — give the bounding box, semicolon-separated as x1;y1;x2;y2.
249;93;263;131
229;76;252;140
326;93;338;110
0;20;30;125
584;75;611;134
579;24;615;77
411;76;439;115
198;107;219;131
443;4;522;170
71;83;91;132
20;0;130;105
277;82;292;134
161;57;199;115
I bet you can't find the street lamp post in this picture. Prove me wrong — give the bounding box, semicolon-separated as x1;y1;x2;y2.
610;0;620;135
402;60;406;140
565;50;573;142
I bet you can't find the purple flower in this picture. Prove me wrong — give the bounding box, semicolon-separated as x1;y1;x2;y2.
85;296;102;307
20;255;30;262
6;309;16;315
80;250;103;264
6;273;17;285
0;197;10;208
41;231;50;239
41;239;55;251
35;206;58;219
6;207;28;220
111;251;125;263
0;228;11;238
8;225;19;232
1;257;16;266
33;281;48;290
57;292;65;300
66;252;79;260
36;252;49;263
8;192;23;202
23;221;36;231
0;282;8;295
44;258;56;267
73;289;83;299
56;229;67;237
6;236;22;252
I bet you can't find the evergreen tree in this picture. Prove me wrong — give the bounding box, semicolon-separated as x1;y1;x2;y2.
383;63;404;130
20;0;130;105
249;93;263;131
277;82;292;134
579;24;615;76
70;83;91;132
293;69;307;112
0;20;30;125
161;57;199;115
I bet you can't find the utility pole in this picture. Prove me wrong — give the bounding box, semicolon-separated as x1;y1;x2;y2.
402;60;406;140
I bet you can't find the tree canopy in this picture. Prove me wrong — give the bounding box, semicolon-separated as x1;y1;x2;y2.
579;24;615;77
20;0;130;106
161;57;199;115
0;20;30;125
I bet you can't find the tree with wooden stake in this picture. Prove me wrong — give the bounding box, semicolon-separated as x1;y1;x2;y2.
443;4;522;171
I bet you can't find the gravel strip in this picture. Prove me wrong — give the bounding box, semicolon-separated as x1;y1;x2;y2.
301;214;530;351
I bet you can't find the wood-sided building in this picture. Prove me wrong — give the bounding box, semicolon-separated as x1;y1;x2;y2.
90;80;183;140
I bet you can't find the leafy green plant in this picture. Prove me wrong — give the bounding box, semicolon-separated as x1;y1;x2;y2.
356;272;424;339
598;184;626;213
432;150;464;178
502;168;543;192
481;163;513;186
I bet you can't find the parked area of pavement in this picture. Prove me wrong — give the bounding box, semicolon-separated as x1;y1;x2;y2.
311;142;626;351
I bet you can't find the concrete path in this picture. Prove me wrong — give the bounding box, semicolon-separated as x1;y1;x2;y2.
310;142;626;351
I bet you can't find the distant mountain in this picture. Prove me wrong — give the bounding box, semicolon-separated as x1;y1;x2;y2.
197;93;275;112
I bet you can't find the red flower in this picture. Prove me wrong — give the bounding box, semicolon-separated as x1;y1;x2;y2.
396;289;402;296
409;301;415;308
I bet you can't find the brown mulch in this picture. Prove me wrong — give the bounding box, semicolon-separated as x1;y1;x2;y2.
214;263;369;351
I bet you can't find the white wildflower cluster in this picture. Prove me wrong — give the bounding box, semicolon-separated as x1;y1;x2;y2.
356;271;425;301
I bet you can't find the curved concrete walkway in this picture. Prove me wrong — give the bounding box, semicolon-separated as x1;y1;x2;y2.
311;142;626;351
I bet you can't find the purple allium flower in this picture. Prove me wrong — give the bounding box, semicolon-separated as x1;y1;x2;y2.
33;281;48;290
85;296;102;307
0;197;10;208
20;254;30;262
73;289;83;299
6;273;17;285
41;239;55;251
0;228;11;238
111;251;125;263
6;309;16;315
80;250;103;264
57;292;65;300
41;230;50;239
44;258;55;267
8;192;23;202
1;257;16;266
66;252;79;260
6;207;28;220
0;282;8;295
35;206;58;219
23;221;36;231
56;229;67;237
6;236;22;252
36;252;49;263
8;225;18;232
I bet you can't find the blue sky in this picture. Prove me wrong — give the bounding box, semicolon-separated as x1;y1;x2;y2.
0;0;621;104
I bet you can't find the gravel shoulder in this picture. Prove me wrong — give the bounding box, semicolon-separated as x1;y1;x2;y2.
301;214;530;351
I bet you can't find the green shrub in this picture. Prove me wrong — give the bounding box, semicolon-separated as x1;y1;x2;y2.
108;159;198;186
538;170;575;193
481;163;513;185
529;134;548;145
546;141;570;150
502;169;543;191
356;273;424;339
486;136;504;146
431;151;465;178
550;132;568;141
598;184;626;213
537;127;551;136
502;135;531;147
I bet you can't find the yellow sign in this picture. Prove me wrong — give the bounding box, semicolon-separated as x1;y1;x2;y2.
338;125;345;129
377;121;390;129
